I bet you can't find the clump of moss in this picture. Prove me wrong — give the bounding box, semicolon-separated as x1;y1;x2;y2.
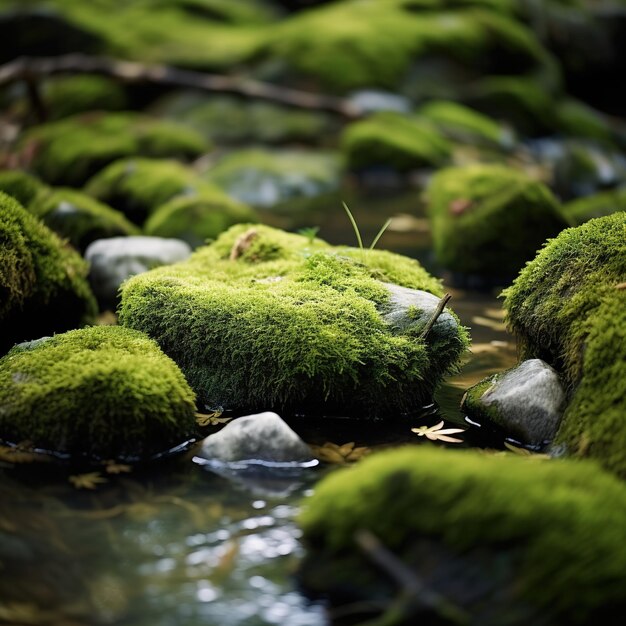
119;224;467;416
561;187;626;226
0;169;46;206
555;98;614;145
202;148;341;209
144;189;258;248
0;192;97;354
0;325;197;459
20;112;209;186
503;213;626;477
42;75;128;120
341;111;452;173
427;163;567;278
29;187;140;252
418;99;514;148
151;92;335;145
85;157;210;224
299;446;626;625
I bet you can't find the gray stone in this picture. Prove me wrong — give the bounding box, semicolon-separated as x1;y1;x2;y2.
464;359;566;445
347;90;411;115
197;411;316;465
85;236;191;307
381;282;459;337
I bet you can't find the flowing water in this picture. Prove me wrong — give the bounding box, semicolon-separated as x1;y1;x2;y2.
0;190;520;626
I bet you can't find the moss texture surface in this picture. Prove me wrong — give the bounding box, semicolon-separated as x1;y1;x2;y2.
119;224;468;416
503;213;626;477
0;170;47;207
427;163;567;277
30;187;139;251
0;326;197;459
20;112;208;187
0;192;96;354
299;446;626;625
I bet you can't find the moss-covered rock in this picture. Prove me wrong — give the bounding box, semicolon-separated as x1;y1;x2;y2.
85;157;210;224
144;190;258;248
427;163;567;279
561;187;626;226
20;112;208;187
503;213;626;477
0;169;46;206
203;148;341;209
119;224;469;416
268;0;557;93
0;326;197;459
418;100;514;149
42;75;128;120
341;111;452;173
0;192;97;354
150;92;336;145
299;446;626;625
29;187;139;252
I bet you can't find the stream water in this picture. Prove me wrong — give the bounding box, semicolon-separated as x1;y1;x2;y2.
0;190;520;626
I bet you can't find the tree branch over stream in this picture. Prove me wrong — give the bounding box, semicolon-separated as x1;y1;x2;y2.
0;54;362;121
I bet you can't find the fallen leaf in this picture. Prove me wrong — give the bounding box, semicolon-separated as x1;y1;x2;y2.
310;441;371;464
412;420;466;443
195;409;231;427
69;472;108;490
104;461;132;474
449;198;473;215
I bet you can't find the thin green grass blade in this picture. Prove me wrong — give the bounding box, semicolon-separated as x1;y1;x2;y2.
369;217;392;250
343;202;364;250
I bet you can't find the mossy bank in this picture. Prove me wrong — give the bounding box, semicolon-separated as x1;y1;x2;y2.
119;224;469;417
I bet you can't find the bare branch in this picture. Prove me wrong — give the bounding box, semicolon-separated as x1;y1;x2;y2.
0;54;361;119
419;292;452;339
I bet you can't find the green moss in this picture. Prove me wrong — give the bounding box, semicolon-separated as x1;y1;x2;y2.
503;213;626;381
151;93;335;145
20;112;209;186
427;163;567;277
269;1;556;92
203;148;341;209
467;75;558;135
341;111;452;172
0;192;97;354
561;187;626;226
144;189;258;248
42;75;128;120
0;169;46;206
418;99;513;148
299;446;626;624
85;157;211;224
29;187;140;252
502;213;626;477
119;224;467;416
0;325;197;459
555;98;614;145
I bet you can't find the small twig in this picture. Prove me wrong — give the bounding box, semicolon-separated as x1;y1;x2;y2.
419;293;452;339
355;529;468;625
0;54;361;119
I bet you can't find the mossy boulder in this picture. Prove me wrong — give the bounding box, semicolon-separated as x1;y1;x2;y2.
119;224;469;417
299;446;626;625
85;157;210;224
20;112;208;187
0;169;46;206
341;111;452;173
0;193;97;354
503;213;626;477
150;92;335;145
29;187;139;252
42;75;128;120
427;163;567;280
144;190;258;248
561;187;626;226
0;326;197;459
203;148;341;209
418;100;514;149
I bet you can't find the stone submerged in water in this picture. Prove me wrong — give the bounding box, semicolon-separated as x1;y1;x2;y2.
197;412;315;465
85;236;191;308
462;359;566;446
